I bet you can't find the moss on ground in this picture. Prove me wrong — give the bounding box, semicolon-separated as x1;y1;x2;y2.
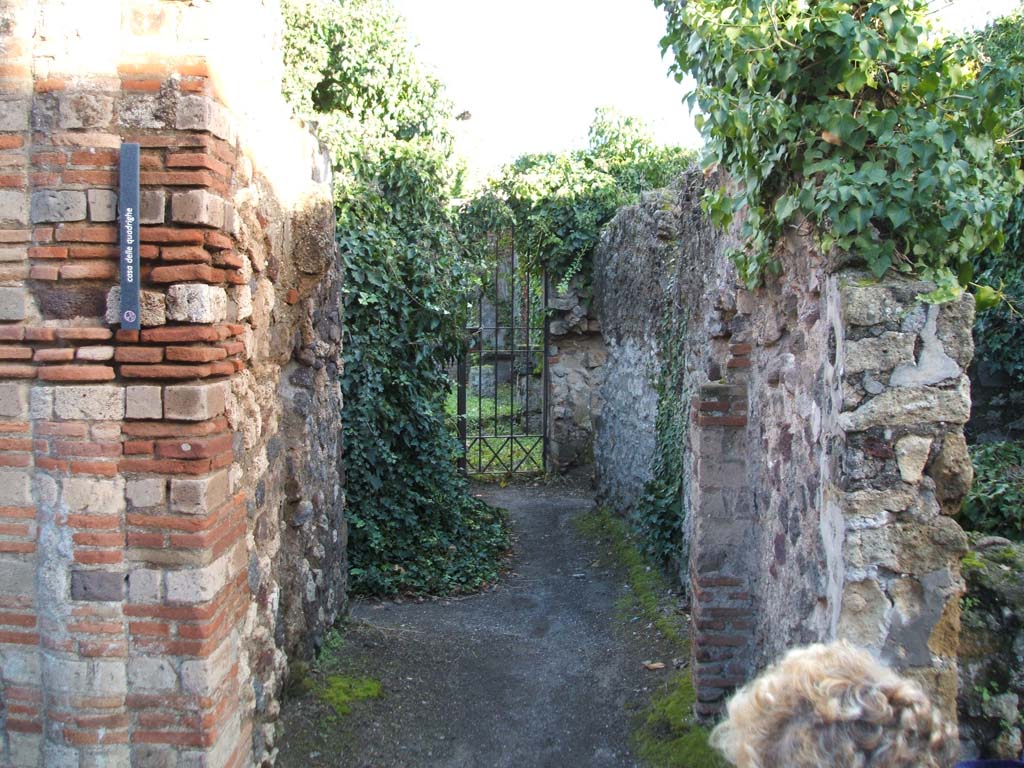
574;506;722;767
317;675;383;716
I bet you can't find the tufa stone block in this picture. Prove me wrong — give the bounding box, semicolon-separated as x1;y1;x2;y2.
57;93;114;130
0;468;31;506
126;385;162;420
0;99;30;132
30;190;87;223
170;469;229;515
106;287;167;327
0;246;27;262
126;478;165;509
165;283;227;324
175;95;232;141
0;383;29;419
140;190;166;224
0;191;29;226
62;477;125;515
0;286;27;320
895;435;933;484
54;385;125;421
164;381;226;421
87;189;117;222
171;189;225;229
128;657;177;692
128;568;162;603
70;570;126;602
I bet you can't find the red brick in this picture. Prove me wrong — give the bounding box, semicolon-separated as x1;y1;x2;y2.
74;550;122;565
114;347;163;363
6;718;43;733
55;225;117;244
155;433;231;460
29;265;60;280
70;461;119;477
119;457;212;475
0;175;26;189
128;621;171;636
212;251;242;269
72;532;123;548
29;246;67;259
726;357;751;369
120;364;214;380
204;232;233;250
56;328;112;340
0;327;24;341
140;227;205;245
115;330;140;342
0;137;24;150
32;227;54;243
35;421;88;437
37;366;114;382
60;262;118;280
165;346;226;363
0;542;35;553
35;457;69;471
29;172;59;187
78;639;129;658
179;80;207;94
66;514;120;530
122;417;227;438
63;727;128;745
54;441;122;458
166;153;230;177
34;77;67;92
139;154;164;171
24;328;56;341
63;170;117;186
148;264;225;284
122;79;163;92
161;246;210;263
140;326;222;343
68;245;117;259
284;289;299;305
139;171;214;188
219;341;244;356
31;151;66;167
0;438;32;451
70;150;118;167
123;440;154;454
0;455;30;467
207;362;234;377
33;348;74;362
0;346;31;360
223;271;246;286
0;612;35;629
0;365;35;378
126;532;164;548
696;415;748;427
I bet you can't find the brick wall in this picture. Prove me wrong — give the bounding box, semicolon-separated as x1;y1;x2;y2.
0;2;344;766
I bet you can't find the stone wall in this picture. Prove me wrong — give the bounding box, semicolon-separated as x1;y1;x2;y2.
0;2;344;766
593;171;974;722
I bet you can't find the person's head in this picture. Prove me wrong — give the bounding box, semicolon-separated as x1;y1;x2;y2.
710;641;957;768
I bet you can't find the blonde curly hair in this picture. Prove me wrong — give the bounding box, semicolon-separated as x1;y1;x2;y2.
710;641;958;768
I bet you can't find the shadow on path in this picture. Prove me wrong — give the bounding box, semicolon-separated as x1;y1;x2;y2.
277;481;680;768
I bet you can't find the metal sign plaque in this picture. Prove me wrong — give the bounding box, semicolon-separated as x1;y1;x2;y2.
118;143;141;330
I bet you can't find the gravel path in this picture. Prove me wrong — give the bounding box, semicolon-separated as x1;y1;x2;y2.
276;481;678;768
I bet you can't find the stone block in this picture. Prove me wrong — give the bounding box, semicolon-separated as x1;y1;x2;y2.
170;189;225;229
128;568;161;603
140;190;166;224
106;287;167;327
92;660;128;696
87;189;117;222
126;478;165;509
929;433;973;512
8;733;42;768
58;93;114;129
164;381;226;421
230;284;252;322
180;634;233;696
0;191;29;226
0;246;27;262
119;94;166;130
71;570;126;601
843;332;915;375
838;376;971;432
165;556;227;603
0;286;27;320
0;558;36;600
126;385;162;420
890;306;961;387
166;283;227;324
128;656;177;691
30;386;53;419
175;95;232;140
130;746;176;768
0;382;28;419
30;190;87;223
0;99;30;131
62;476;125;515
837;579;890;649
1;648;41;687
77;345;114;361
54;385;125;420
895;435;933;484
0;468;31;506
42;656;90;693
170;469;229;515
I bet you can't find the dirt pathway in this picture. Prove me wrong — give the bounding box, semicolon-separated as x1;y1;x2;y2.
276;481;682;768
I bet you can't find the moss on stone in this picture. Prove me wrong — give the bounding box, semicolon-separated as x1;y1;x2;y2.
317;675;382;716
633;673;728;768
961;550;986;572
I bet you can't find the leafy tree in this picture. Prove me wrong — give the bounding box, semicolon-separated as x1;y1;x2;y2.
282;0;507;595
654;0;1023;300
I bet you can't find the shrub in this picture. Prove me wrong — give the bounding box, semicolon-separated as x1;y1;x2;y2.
962;441;1024;541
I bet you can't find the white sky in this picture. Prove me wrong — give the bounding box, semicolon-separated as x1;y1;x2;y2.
391;0;1021;183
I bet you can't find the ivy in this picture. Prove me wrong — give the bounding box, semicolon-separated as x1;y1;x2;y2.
655;0;1024;300
283;0;507;595
459;109;693;289
962;441;1024;541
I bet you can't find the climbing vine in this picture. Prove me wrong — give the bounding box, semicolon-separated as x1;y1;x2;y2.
282;0;507;595
459;109;693;289
655;0;1024;301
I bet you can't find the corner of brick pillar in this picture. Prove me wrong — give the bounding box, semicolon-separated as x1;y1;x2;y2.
689;380;757;722
831;270;975;725
0;3;337;767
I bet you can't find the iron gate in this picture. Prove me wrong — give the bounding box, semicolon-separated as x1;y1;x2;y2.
456;231;548;475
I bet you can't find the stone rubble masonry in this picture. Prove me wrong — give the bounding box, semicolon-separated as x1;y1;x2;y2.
0;2;345;767
593;173;973;723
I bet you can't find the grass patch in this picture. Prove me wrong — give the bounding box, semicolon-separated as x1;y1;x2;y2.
574;507;721;767
445;381;545;475
317;675;382;716
634;673;727;768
